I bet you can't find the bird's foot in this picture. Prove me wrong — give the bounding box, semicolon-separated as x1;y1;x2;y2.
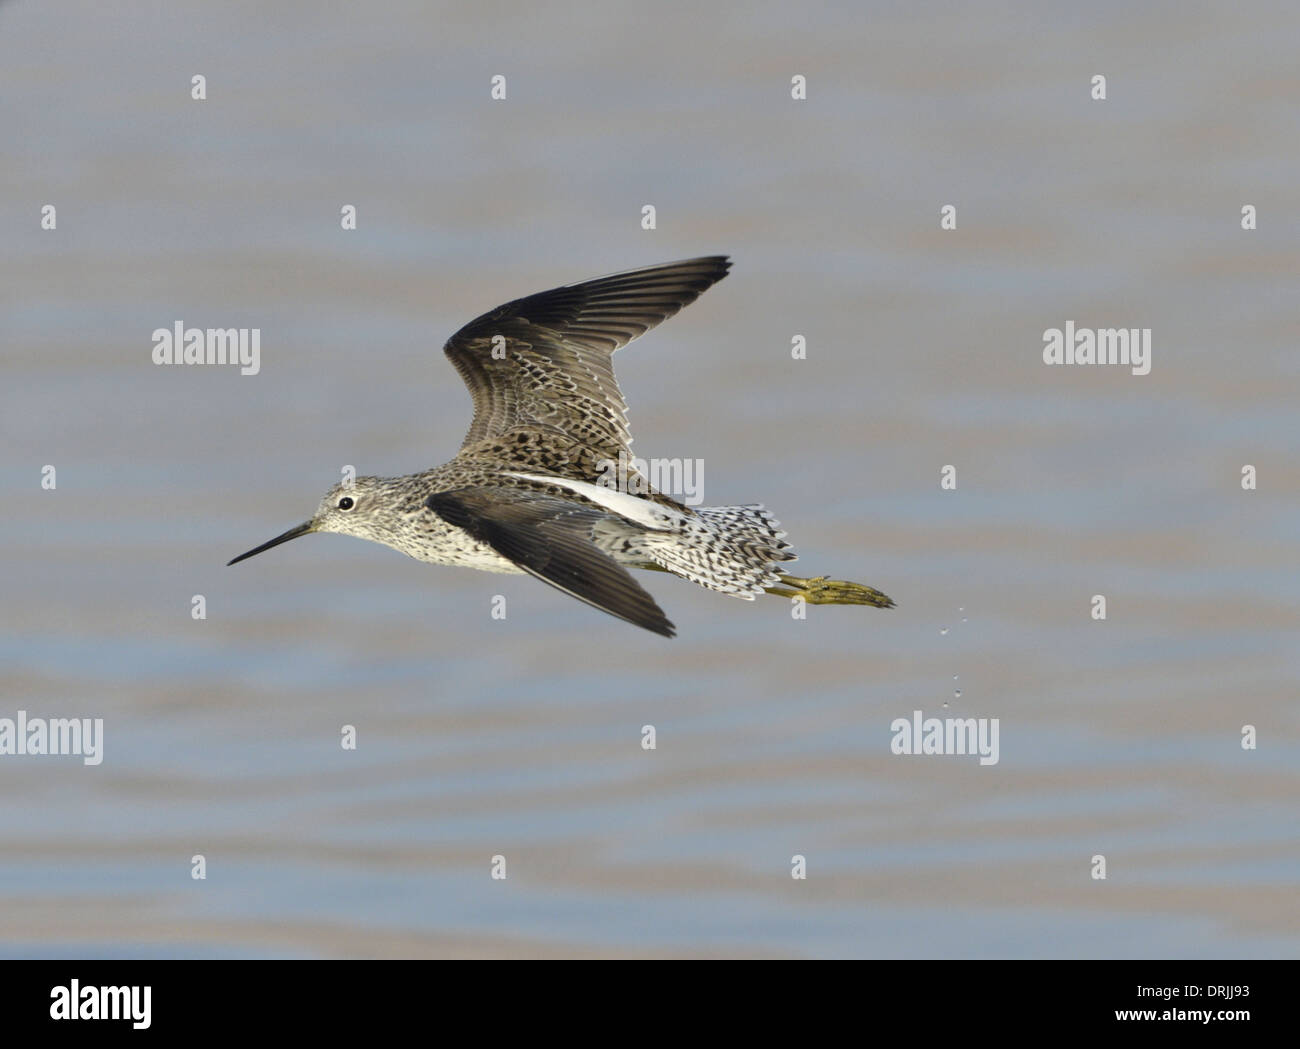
767;573;896;608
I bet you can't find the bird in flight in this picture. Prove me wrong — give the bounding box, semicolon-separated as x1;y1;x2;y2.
229;256;894;637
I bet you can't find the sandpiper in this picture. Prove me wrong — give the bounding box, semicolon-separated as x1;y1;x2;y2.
229;256;894;637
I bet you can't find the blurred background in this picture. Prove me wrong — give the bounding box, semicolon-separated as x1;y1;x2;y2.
1;0;1297;957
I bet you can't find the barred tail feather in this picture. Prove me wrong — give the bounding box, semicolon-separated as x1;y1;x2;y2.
640;504;796;599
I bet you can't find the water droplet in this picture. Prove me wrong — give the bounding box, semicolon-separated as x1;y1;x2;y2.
954;689;962;699
942;700;949;709
958;606;964;612
953;674;959;680
939;627;948;635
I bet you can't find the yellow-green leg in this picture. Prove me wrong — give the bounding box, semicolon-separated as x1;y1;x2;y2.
639;562;895;608
765;573;896;608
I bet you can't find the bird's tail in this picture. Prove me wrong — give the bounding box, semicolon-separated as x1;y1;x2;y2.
629;502;895;608
635;504;794;599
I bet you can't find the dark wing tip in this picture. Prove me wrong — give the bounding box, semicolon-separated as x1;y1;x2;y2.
588;253;731;291
696;254;731;275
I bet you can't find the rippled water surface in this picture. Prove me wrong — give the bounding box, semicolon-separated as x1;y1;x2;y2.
2;0;1297;957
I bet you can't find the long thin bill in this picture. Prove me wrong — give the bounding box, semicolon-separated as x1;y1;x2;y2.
227;521;314;566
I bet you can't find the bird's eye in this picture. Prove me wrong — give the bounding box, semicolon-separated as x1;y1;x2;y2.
338;496;355;510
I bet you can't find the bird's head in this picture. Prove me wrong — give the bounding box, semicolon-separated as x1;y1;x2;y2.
227;476;390;565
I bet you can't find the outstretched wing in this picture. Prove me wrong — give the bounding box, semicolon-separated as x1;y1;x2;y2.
442;256;731;477
426;487;676;638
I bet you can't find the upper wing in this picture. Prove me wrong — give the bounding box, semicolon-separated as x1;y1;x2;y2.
426;486;676;638
443;256;731;477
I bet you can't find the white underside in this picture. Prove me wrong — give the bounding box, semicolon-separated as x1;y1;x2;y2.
504;472;689;530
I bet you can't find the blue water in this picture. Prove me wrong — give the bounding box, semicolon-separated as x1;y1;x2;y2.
1;0;1297;957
